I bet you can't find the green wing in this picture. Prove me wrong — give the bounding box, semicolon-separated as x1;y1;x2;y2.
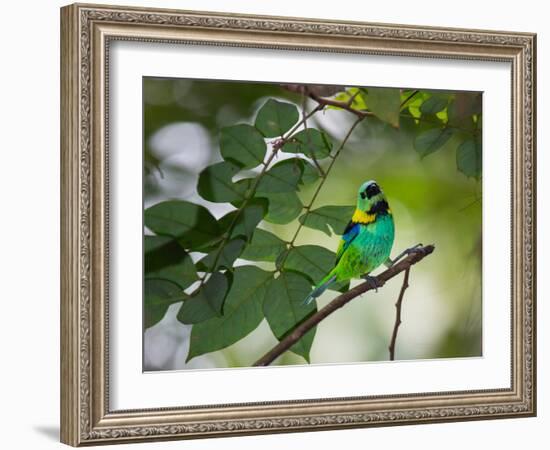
335;221;360;264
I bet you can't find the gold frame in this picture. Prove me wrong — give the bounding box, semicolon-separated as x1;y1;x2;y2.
60;2;536;446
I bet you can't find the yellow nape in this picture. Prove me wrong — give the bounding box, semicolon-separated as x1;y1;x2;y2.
352;209;376;224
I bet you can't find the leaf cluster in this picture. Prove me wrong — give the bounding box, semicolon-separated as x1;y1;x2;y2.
144;99;349;363
333;88;482;178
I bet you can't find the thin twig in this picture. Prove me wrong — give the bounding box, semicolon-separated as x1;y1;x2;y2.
275;103;324;148
253;245;434;366
285;117;364;250
309;151;325;177
198;105;325;289
309;93;374;119
389;268;411;361
346;89;361;107
400;89;419;109
301;95;325;177
197;147;280;288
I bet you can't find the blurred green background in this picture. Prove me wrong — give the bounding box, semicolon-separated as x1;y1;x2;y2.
143;77;482;371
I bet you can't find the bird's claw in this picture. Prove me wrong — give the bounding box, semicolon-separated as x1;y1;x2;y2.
387;243;424;267
361;275;382;292
407;243;424;253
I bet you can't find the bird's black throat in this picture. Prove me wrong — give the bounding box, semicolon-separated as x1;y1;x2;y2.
367;200;390;215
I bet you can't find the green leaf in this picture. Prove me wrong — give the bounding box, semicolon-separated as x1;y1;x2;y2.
177;272;229;324
197;161;247;203
186;266;273;361
420;95;449;115
414;127;455;157
144;234;175;254
220;124;267;169
229;178;254;207
298;205;355;236
301;161;320;186
261;191;303;225
145;200;221;250
241;229;287;262
283;245;336;285
257;159;305;193
334;88;367;110
436;107;449;123
456;137;482;179
263;272;317;361
144;236;198;289
218;200;267;242
197;238;246;272
282;129;332;159
406;92;430;119
144;279;186;329
255;99;299;137
365;87;401;127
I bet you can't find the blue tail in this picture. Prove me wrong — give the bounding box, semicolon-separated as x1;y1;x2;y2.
303;274;337;306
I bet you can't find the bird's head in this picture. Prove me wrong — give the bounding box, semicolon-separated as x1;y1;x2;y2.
356;180;389;213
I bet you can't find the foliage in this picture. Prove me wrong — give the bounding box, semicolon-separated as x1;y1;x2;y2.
334;88;482;177
144;85;482;365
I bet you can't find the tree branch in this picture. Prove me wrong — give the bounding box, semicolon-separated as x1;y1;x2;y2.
308;89;476;135
388;268;410;360
309;92;374;119
253;244;435;367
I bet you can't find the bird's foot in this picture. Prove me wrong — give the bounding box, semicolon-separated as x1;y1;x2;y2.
361;275;383;292
385;243;424;268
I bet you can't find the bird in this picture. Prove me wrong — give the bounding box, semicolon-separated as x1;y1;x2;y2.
303;180;395;305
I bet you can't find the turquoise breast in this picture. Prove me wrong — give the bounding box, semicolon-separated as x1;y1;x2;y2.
335;214;395;281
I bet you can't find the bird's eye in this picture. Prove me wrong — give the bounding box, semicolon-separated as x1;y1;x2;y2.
365;183;381;199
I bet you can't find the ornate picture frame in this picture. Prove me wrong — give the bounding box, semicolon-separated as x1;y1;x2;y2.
60;3;536;446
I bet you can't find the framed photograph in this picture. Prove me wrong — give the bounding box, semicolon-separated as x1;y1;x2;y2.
60;3;536;446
